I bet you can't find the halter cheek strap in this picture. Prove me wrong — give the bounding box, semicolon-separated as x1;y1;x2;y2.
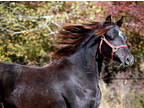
99;35;127;60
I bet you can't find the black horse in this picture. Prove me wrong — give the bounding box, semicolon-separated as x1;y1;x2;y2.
0;16;134;108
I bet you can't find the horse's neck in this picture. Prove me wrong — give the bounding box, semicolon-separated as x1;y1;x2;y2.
68;43;103;81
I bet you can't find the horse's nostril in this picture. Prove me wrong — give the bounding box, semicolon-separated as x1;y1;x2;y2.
125;57;130;65
127;57;130;62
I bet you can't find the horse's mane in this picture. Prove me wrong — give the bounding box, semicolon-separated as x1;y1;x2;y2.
53;21;114;58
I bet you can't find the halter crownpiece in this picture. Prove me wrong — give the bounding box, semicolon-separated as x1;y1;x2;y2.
99;35;128;60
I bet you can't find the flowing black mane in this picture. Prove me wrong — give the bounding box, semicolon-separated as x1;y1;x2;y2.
53;22;115;58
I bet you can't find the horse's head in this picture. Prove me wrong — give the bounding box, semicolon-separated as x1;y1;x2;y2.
99;15;134;66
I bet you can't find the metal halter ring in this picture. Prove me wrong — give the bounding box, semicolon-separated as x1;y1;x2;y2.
112;47;118;52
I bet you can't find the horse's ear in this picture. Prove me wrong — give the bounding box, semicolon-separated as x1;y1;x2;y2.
105;15;112;22
116;16;124;27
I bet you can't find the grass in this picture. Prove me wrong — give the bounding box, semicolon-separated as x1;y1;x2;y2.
99;79;144;108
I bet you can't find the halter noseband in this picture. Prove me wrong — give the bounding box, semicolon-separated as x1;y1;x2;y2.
99;35;127;60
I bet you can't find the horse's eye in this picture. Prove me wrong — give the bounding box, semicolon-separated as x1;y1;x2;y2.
106;35;114;40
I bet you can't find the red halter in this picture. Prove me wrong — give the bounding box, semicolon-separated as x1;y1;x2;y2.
99;35;128;60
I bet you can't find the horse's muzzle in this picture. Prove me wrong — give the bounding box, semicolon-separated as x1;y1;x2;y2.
124;54;134;66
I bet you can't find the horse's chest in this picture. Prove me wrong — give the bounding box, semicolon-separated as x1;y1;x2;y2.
74;88;96;108
64;83;99;108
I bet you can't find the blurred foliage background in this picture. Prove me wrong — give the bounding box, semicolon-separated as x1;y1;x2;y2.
0;1;144;108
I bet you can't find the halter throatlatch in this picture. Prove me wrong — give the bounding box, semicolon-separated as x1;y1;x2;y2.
99;35;128;60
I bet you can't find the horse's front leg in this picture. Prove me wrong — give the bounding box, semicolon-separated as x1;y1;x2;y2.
3;101;17;108
0;103;4;108
93;86;101;108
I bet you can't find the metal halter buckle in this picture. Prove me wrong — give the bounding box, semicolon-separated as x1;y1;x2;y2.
112;47;118;52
